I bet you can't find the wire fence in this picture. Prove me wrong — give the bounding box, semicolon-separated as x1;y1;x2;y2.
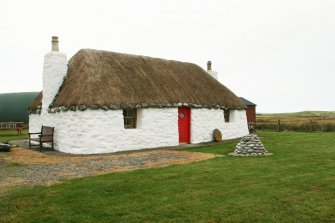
256;119;335;132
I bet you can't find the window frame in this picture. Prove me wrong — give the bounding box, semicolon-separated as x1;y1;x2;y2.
224;109;230;123
123;109;137;129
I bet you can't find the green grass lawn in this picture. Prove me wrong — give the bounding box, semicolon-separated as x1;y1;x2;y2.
0;129;28;143
1;131;334;222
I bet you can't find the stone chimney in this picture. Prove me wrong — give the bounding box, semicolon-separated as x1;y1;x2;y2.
206;61;218;80
207;61;212;71
51;36;59;52
41;36;68;115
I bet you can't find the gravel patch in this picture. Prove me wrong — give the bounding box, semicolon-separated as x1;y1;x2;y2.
0;147;216;191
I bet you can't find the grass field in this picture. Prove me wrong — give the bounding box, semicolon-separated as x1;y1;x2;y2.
257;111;335;132
0;129;28;143
1;131;334;222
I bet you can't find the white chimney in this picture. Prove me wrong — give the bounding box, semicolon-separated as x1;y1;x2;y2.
206;61;218;80
41;36;68;114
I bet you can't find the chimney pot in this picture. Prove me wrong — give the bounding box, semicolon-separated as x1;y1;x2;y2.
51;36;59;52
207;61;212;71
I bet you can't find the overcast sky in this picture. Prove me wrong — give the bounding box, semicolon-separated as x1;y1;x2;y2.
0;0;334;113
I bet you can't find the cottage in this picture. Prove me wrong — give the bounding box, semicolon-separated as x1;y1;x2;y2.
28;37;249;154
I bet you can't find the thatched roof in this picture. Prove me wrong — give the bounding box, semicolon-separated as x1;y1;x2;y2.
28;91;42;112
30;49;245;112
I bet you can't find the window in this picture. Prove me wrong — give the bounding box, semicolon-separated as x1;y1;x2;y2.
123;109;137;128
224;109;230;123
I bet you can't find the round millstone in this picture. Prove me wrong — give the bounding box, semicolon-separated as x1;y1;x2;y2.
213;129;222;142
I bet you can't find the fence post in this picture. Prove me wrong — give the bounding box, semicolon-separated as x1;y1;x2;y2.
321;116;325;132
277;119;281;132
310;120;313;132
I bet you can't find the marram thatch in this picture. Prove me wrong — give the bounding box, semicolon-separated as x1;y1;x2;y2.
28;91;42;112
30;49;245;112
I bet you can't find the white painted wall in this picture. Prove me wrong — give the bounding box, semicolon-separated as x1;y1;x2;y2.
191;109;248;143
41;108;179;154
29;107;247;154
28;114;42;133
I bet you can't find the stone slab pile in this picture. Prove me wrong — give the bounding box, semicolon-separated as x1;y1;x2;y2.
232;134;269;156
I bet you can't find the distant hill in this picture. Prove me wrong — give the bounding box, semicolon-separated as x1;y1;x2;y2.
0;92;39;123
257;111;335;132
258;111;335;118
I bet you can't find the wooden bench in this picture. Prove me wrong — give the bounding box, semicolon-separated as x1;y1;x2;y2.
28;126;54;152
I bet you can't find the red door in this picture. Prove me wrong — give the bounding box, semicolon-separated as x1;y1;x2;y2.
178;107;190;143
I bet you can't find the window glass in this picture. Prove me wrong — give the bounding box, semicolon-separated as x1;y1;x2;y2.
224;109;230;123
123;109;137;128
